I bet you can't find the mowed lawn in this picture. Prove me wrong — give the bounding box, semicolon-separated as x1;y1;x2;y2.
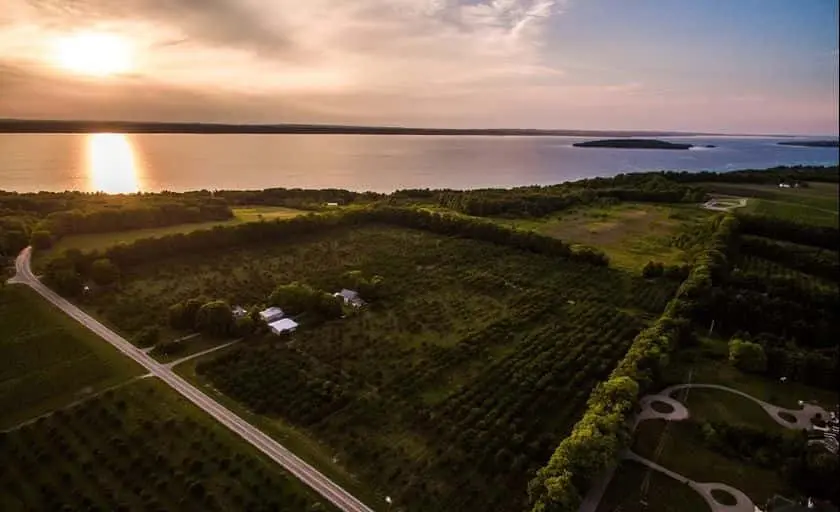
43;205;306;255
633;420;791;505
0;286;142;429
700;181;839;227
597;460;710;512
488;202;712;271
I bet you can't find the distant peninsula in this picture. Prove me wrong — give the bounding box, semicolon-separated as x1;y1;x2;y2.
0;119;711;137
573;139;695;150
777;140;839;148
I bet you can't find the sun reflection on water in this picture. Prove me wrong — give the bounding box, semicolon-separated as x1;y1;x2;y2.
87;133;141;193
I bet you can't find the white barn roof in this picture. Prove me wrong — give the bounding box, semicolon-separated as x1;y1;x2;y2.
269;318;298;334
259;307;285;322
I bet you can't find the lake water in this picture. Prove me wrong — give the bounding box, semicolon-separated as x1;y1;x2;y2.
0;133;837;193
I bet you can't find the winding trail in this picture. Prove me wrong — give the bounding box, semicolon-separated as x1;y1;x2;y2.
8;247;374;512
702;198;748;212
580;382;826;512
623;451;755;512
660;383;827;430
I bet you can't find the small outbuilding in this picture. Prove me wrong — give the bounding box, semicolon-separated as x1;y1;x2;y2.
232;306;248;318
259;307;285;323
334;289;364;307
269;318;299;335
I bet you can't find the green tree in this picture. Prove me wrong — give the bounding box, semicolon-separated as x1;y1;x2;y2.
30;230;53;250
195;301;234;337
728;338;767;373
90;258;120;286
233;315;256;337
133;327;160;348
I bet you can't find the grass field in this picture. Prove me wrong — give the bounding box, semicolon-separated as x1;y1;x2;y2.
485;202;713;271
41;206;306;256
150;333;238;364
596;460;710;512
0;286;142;430
662;336;838;409
673;388;783;432
0;378;331;511
700;181;838;227
89;224;678;511
633;420;791;505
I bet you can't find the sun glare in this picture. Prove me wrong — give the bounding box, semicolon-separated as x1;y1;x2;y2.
87;133;141;193
53;32;134;77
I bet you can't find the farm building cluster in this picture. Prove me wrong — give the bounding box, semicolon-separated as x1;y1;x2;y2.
234;288;364;337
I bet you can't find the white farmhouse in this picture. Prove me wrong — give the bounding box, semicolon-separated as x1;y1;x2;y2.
259;307;285;323
269;318;299;335
334;289;364;307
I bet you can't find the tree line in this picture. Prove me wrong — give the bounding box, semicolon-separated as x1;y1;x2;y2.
431;174;706;218
43;206;611;296
738;235;838;281
527;214;739;512
736;213;839;251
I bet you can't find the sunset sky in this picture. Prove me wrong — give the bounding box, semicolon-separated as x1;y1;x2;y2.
1;0;837;134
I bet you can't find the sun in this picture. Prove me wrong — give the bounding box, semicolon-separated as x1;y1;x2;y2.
53;32;134;77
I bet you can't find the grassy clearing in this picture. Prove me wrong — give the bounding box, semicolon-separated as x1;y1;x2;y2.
486;202;712;271
662;336;837;411
90;224;678;511
41;205;306;257
596;460;710;512
150;333;237;365
0;378;331;511
633;420;790;505
674;388;783;432
700;181;838;227
0;286;142;430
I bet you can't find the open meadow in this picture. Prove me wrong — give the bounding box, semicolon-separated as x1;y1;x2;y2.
85;223;679;511
484;202;713;271
0;378;331;512
0;286;142;429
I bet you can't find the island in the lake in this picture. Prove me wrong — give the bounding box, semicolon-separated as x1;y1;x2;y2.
573;138;701;150
778;140;840;148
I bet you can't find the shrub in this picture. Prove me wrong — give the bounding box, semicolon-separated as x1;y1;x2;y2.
728;338;767;373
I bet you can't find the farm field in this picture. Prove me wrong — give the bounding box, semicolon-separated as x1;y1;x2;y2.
700;181;839;227
89;224;679;511
483;202;712;271
0;378;331;512
40;205;306;257
596;460;710;512
0;286;142;430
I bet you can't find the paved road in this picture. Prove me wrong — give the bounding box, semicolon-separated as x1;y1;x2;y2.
662;383;826;430
9;247;374;512
624;451;755;512
702;198;748;212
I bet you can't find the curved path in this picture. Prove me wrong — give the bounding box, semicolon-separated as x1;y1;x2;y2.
582;382;826;512
661;383;826;430
703;198;748;212
624;451;755;512
8;247;374;512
